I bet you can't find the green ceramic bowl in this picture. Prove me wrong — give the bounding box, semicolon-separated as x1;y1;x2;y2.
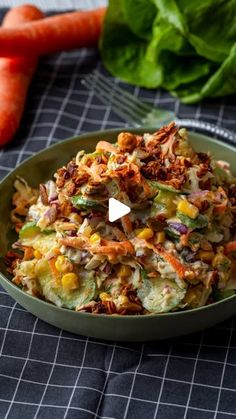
0;128;236;341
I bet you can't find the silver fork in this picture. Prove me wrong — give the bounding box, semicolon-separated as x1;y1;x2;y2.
81;70;236;144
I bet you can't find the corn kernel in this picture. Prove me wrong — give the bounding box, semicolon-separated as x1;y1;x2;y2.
108;254;118;264
61;273;79;290
212;253;229;268
118;265;132;278
99;292;111;301
197;250;215;262
83;225;93;237
177;200;199;219
156;231;165;244
89;233;101;244
119;295;130;305
34;250;42;259
70;213;82;224
55;255;73;273
136;228;154;240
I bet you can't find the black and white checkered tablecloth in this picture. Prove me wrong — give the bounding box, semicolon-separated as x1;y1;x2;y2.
0;5;236;419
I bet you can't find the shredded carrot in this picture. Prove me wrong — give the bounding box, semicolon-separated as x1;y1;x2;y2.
153;244;187;279
225;241;236;255
121;215;132;236
94;240;134;255
23;246;34;261
48;257;60;282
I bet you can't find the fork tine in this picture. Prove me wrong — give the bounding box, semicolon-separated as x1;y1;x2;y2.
81;77;142;126
82;78;140;126
82;75;146;124
93;70;151;113
84;74;146;121
82;71;152;119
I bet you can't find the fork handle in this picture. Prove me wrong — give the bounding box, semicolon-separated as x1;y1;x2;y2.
175;118;236;145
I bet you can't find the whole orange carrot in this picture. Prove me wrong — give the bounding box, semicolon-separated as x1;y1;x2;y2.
0;8;106;57
0;5;44;147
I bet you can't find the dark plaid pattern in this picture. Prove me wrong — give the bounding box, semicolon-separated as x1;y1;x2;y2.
0;5;236;419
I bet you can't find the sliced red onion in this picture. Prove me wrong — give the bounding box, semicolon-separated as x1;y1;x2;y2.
103;262;112;275
68;231;77;237
180;247;196;262
71;207;81;214
189;190;209;199
44;205;57;224
49;199;59;206
168;222;188;234
46;180;58;202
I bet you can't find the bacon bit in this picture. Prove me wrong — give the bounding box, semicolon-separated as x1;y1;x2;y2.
141;161;164;180
5;251;22;273
66;181;76;196
86;180;107;196
67;160;78;177
73;172;90;186
154;122;178;143
229;185;236;206
59;201;72;217
55;167;68;188
116;155;126;164
77;300;118;314
197;163;212;177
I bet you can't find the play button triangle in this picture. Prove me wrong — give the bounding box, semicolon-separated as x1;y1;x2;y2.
108;198;131;222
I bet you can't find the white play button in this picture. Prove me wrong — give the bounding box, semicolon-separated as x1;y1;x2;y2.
108;198;131;222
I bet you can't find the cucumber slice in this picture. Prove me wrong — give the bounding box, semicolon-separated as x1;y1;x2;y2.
19;221;41;239
164;227;180;240
71;195;105;211
214;289;235;301
177;211;208;229
151;189;177;218
148;180;181;194
137;270;186;313
36;260;96;309
213;166;234;185
19;222;55;240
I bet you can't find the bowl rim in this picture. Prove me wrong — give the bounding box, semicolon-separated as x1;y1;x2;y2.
1;126;236;321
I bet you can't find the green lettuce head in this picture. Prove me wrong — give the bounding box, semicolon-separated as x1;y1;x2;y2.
100;0;236;103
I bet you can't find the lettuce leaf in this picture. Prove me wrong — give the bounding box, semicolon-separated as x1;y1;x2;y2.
100;0;236;103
